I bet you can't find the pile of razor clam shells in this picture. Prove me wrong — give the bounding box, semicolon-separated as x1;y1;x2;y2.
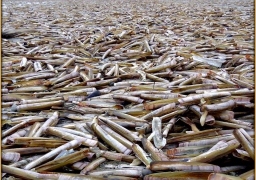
2;0;254;179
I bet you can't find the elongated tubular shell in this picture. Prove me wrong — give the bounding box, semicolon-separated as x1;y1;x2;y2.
188;139;240;163
149;161;221;172
33;111;59;137
2;165;58;180
142;103;176;120
46;127;98;147
88;169;151;178
141;138;169;161
35;149;89;172
201;100;236;112
89;148;136;163
144;171;211;180
132;144;152;168
208;173;243;180
16;100;64;111
113;94;144;104
91;123;132;155
233;129;254;160
145;60;176;73
99;118;141;142
80;157;106;175
24;139;83;170
100;124;133;149
178;92;231;106
167;129;221;143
